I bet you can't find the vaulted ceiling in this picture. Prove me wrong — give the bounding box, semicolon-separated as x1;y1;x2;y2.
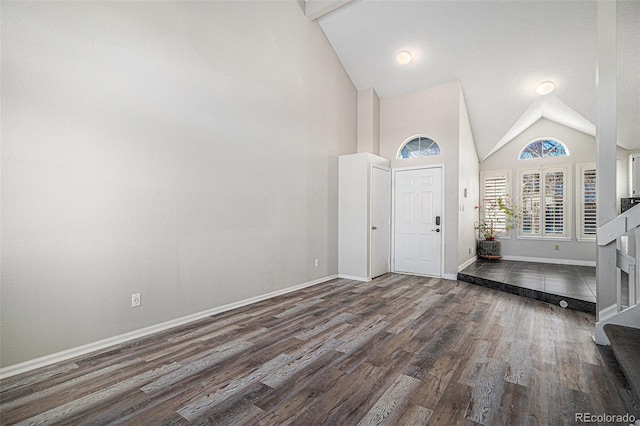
313;0;640;160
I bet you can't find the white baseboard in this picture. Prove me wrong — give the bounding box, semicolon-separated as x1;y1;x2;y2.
394;271;450;280
458;256;478;272
501;255;596;267
0;274;339;380
338;274;371;282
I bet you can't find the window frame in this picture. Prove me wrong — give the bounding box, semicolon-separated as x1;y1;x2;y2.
397;135;442;159
576;163;597;242
517;165;571;241
518;138;570;161
480;170;512;239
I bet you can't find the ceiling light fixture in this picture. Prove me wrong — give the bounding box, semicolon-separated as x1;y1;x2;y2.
396;51;412;65
536;81;555;95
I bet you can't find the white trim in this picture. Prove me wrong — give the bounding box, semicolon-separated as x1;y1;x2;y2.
369;165;391;279
501;255;595;267
458;256;478;272
576;237;597;243
0;274;339;380
576;162;597;241
338;274;371;282
515;235;571;242
598;303;619;322
443;273;458;280
593;329;609;346
394;271;445;279
392;162;446;173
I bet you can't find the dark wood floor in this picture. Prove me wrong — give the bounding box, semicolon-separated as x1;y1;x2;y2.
0;274;633;425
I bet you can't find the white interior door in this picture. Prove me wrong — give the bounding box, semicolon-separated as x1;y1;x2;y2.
371;166;390;278
394;167;443;276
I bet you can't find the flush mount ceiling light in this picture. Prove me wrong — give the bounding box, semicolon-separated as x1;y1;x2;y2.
396;51;412;65
536;81;555;95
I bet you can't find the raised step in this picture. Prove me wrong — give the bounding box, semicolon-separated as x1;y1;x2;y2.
603;324;640;405
457;272;596;314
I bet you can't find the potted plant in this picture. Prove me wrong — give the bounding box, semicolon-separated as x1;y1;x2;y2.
475;196;521;259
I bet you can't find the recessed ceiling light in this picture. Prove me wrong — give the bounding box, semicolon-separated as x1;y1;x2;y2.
536;81;555;95
396;51;412;65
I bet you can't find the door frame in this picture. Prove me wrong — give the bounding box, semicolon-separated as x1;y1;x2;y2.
391;164;446;277
370;164;391;278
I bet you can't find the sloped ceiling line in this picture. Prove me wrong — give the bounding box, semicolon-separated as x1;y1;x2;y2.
482;95;597;161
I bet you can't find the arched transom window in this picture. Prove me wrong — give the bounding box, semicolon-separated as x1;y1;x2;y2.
398;136;441;159
519;138;568;160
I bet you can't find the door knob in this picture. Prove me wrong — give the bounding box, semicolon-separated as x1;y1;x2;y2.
431;228;440;232
371;226;378;230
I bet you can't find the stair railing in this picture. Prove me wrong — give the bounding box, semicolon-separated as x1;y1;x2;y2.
597;203;640;313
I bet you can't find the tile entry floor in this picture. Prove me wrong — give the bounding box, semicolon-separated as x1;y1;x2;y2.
459;259;597;313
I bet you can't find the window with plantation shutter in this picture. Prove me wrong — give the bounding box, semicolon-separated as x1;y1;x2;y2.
480;171;511;236
578;163;597;241
544;171;566;235
521;171;541;235
518;166;569;239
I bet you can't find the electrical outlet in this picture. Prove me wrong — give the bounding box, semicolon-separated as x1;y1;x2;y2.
314;259;319;267
132;293;141;307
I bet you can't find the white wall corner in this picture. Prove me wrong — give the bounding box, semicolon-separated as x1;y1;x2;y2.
357;88;381;155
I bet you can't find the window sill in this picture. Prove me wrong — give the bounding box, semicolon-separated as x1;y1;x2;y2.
516;235;571;242
576;238;596;243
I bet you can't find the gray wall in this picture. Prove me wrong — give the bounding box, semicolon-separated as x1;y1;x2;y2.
1;1;357;367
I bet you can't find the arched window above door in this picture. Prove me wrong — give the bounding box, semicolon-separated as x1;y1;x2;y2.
398;136;441;159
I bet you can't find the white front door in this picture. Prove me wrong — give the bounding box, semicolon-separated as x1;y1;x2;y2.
370;166;390;278
394;167;443;277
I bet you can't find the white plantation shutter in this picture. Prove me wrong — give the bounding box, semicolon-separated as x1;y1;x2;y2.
578;164;597;240
519;167;569;238
521;171;541;235
544;170;566;235
482;173;508;234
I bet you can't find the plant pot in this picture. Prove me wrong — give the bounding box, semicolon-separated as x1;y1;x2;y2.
478;240;501;260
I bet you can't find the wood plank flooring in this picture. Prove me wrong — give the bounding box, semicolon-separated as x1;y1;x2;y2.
0;274;633;425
